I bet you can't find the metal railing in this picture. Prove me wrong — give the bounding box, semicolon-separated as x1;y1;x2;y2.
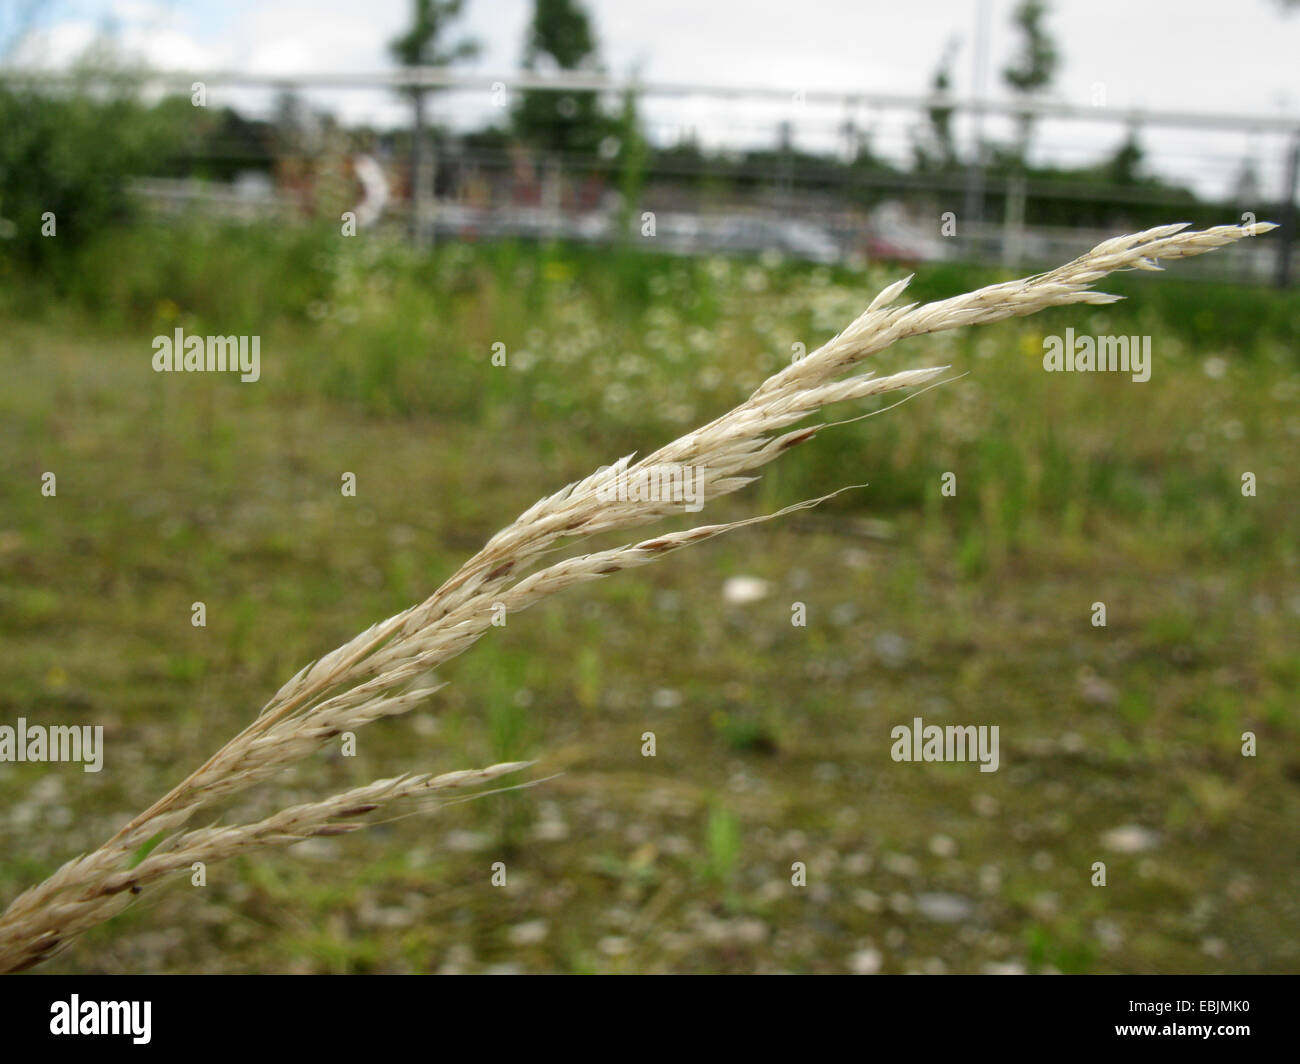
8;64;1296;283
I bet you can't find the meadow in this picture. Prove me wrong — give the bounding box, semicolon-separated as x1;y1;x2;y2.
1;221;1297;973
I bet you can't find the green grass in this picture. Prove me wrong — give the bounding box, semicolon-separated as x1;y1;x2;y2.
0;220;1297;973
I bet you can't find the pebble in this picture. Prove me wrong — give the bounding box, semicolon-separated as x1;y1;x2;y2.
442;830;491;853
508;920;549;946
873;632;910;669
1101;825;1160;854
722;576;769;605
929;834;958;858
848;947;883;974
915;892;974;923
598;935;631;957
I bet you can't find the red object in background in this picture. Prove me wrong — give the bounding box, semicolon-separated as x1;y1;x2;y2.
864;234;922;266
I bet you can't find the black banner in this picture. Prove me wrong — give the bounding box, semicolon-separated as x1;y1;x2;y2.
0;974;1291;1052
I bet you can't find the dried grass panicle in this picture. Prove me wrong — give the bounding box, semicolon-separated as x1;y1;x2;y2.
0;220;1274;972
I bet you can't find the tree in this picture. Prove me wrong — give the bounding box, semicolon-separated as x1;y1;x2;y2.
1105;128;1144;186
915;38;961;171
388;0;479;246
1002;0;1059;162
614;86;646;242
0;41;187;267
511;0;607;157
389;0;479;76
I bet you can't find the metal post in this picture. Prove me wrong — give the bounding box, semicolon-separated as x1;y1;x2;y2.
1002;174;1027;268
1275;131;1299;289
410;87;432;250
962;0;992;256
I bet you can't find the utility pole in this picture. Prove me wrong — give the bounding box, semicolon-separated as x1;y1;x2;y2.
1275;130;1299;288
962;0;992;251
1002;173;1026;268
389;1;479;253
411;83;432;250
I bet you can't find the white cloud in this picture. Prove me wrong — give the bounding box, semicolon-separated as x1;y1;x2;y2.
9;0;1300;195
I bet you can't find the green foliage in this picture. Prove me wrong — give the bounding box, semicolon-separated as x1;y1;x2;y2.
1;226;1297;972
388;0;479;68
1003;0;1060;96
0;69;187;266
701;805;742;887
128;832;166;870
615;88;647;239
916;38;961;172
524;0;599;68
512;0;610;156
1002;0;1061;159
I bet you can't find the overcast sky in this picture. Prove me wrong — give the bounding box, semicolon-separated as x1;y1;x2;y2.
10;0;1300;198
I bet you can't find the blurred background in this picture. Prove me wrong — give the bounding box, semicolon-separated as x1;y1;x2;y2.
0;0;1297;973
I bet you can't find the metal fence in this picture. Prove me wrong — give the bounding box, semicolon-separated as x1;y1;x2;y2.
21;65;1294;284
